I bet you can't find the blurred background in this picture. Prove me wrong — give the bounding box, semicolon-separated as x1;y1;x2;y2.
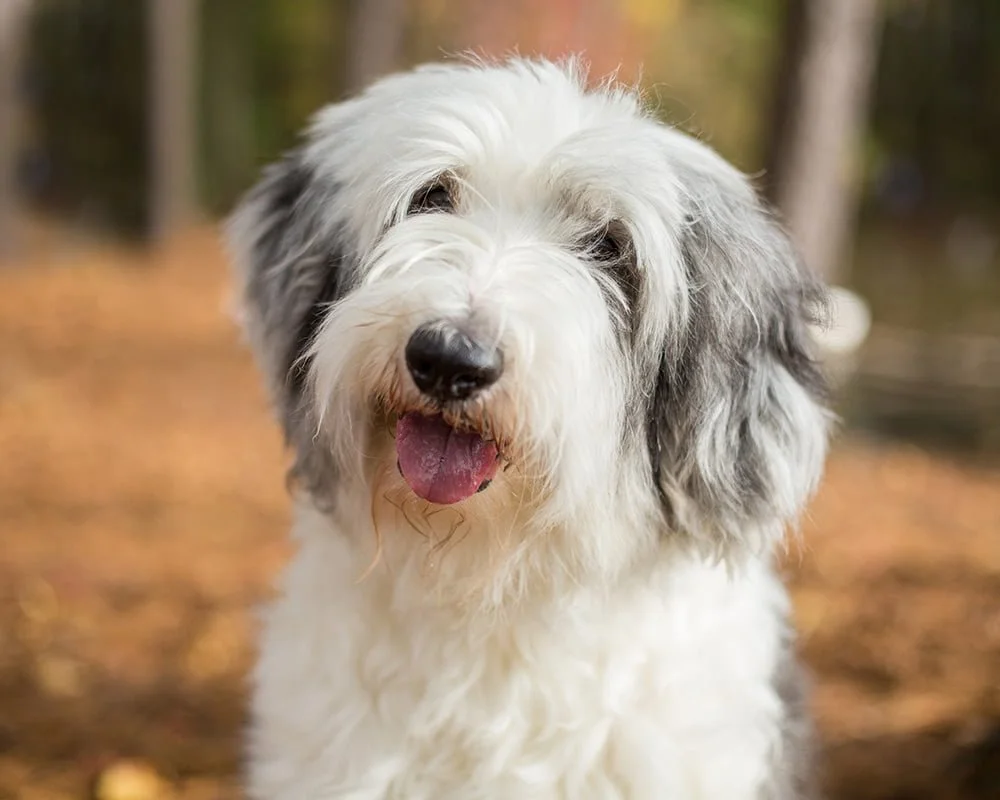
0;1;998;798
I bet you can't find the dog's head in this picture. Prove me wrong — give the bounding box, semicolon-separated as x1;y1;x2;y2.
228;58;829;580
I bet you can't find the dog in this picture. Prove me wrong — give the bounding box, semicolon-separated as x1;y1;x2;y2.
227;56;830;799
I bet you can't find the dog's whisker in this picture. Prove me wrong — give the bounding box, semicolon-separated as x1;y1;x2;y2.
356;466;390;583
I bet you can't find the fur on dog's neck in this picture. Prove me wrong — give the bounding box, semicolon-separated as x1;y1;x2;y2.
313;461;736;624
253;492;799;800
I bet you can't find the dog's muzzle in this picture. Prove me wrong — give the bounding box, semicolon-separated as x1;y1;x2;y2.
395;321;503;505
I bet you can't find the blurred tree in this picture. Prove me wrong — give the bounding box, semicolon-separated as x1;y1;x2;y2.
766;0;883;283
0;0;28;258
199;0;255;214
149;0;200;241
345;0;408;92
868;0;1000;214
26;0;147;236
761;0;807;206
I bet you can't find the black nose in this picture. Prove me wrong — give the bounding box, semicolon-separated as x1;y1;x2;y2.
405;322;503;402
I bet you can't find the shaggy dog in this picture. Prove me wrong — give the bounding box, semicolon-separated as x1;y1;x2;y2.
227;56;829;799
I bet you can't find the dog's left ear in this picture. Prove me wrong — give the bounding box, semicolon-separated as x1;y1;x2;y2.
649;145;830;556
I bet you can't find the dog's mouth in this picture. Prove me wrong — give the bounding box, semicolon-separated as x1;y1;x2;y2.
395;412;500;505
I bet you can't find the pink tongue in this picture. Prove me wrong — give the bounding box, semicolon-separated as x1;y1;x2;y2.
396;413;499;505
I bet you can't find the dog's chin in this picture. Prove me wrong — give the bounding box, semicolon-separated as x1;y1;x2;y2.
386;409;506;506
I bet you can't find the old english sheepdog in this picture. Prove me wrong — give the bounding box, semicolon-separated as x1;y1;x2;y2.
227;56;830;799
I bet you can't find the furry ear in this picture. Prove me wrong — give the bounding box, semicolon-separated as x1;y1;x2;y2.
226;151;353;497
649;147;830;556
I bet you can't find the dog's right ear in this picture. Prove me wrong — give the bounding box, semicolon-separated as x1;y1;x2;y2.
226;152;353;491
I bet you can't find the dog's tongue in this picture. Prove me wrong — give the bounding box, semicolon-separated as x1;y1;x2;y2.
396;413;499;505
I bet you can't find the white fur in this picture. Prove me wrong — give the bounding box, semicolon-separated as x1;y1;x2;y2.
251;501;791;799
228;56;828;799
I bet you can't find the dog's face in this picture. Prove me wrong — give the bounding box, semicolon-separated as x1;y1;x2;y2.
228;58;829;580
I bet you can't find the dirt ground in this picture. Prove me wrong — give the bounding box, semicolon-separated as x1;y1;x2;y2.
1;231;998;799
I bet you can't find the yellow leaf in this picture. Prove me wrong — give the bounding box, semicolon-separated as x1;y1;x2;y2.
94;761;172;800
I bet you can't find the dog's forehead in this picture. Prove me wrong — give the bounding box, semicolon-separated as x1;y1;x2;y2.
307;61;663;191
378;61;642;150
299;60;703;248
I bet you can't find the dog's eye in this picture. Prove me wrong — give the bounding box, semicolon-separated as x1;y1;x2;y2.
593;232;622;262
409;183;453;215
585;223;639;310
588;224;627;262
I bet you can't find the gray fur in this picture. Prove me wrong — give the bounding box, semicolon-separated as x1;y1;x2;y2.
227;152;355;500
647;151;829;554
762;640;821;800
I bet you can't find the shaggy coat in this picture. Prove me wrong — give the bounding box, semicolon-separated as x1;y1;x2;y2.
227;57;829;800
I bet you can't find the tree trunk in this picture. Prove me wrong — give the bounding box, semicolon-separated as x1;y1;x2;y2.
148;0;199;242
201;0;254;212
0;0;28;259
344;0;408;93
761;0;809;207
769;0;883;284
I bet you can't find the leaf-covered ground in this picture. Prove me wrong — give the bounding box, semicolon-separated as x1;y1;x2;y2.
1;232;998;799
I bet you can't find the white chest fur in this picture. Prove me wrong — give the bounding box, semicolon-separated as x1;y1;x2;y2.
248;505;791;800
